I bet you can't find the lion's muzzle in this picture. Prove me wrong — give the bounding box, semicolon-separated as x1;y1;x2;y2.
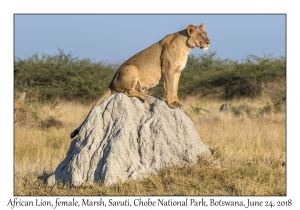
200;39;210;51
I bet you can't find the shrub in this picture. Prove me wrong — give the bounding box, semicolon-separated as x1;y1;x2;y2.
14;49;117;103
258;102;273;116
40;116;63;129
14;100;39;126
224;77;262;99
189;103;209;115
231;104;256;117
14;50;286;103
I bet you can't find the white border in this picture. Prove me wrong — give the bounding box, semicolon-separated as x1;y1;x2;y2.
2;0;299;209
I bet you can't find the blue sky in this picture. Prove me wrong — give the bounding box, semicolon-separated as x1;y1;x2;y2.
14;14;286;63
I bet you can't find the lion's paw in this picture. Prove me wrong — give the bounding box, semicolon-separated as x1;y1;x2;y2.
168;101;183;109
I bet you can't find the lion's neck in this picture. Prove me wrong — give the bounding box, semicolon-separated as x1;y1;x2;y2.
178;29;195;50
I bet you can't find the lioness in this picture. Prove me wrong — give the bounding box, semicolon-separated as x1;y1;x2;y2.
70;23;210;139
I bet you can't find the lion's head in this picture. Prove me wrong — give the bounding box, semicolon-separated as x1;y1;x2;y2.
186;23;210;50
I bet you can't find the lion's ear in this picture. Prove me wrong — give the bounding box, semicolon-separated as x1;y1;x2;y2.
200;23;205;30
187;25;197;36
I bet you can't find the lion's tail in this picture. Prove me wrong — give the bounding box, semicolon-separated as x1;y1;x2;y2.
92;88;112;108
70;87;112;139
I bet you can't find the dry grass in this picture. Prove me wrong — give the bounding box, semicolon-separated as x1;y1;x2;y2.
14;93;286;196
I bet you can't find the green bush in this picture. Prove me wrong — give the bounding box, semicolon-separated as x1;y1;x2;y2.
14;50;286;103
14;49;116;103
224;77;262;99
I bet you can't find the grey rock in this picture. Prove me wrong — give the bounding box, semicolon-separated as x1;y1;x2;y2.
47;93;211;186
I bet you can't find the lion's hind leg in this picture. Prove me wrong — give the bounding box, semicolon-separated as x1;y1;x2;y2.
112;64;149;100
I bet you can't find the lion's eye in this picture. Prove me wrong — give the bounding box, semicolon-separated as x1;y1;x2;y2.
198;34;202;37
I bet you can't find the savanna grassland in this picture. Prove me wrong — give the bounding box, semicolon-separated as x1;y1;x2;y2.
14;51;286;196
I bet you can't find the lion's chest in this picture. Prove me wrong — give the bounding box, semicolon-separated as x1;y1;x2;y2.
176;52;189;73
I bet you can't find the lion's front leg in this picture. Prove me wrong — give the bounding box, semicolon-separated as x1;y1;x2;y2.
173;72;181;99
163;71;182;109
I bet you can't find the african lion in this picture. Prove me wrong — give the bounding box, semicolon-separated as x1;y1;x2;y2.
70;23;210;138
